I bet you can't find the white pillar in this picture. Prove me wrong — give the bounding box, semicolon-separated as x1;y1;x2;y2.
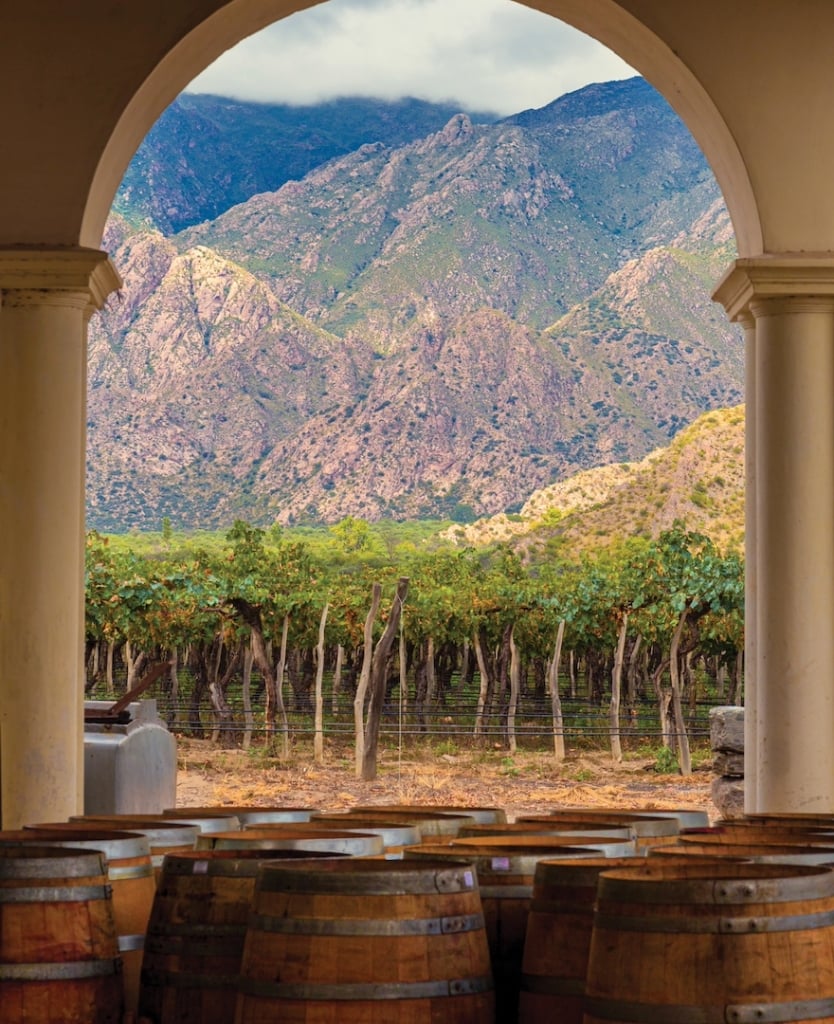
715;258;834;812
740;311;758;812
0;249;119;828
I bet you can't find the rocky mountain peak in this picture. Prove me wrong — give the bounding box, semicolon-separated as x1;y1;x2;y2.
88;83;742;531
435;113;474;146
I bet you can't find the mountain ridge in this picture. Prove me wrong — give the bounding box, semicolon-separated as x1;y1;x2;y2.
88;81;742;530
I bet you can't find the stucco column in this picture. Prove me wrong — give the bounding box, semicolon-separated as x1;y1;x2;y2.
0;249;120;828
715;257;834;812
739;311;758;812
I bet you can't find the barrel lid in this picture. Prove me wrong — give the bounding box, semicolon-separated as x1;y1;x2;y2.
257;857;480;895
352;804;506;825
159;848;348;878
458;822;634;841
518;813;678;839
620;808;710;829
164;806;317;824
406;843;605;874
597;861;834;904
532;855;649;889
343;808;477;837
34;820;199;847
653;841;834;865
0;845;107;878
4;828;151;860
308;816;422;847
451;835;636;857
158;815;241;834
201;829;384;856
681;826;834;845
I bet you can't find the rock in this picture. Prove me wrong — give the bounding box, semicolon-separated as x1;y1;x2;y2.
711;776;745;819
709;705;745;753
712;751;745;778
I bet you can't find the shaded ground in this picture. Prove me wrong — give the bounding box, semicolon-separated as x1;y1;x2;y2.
175;738;718;821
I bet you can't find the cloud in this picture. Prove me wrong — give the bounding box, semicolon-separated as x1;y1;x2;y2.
186;0;635;116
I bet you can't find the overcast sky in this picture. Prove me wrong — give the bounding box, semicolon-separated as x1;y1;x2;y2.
187;0;636;117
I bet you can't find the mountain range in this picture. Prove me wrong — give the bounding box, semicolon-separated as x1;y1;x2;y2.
88;78;743;531
444;404;745;556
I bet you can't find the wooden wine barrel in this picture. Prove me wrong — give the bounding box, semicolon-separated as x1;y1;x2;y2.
0;846;123;1023
139;848;346;1024
163;805;317;825
457;822;634;841
407;841;610;1023
306;814;422;851
584;862;834;1024
342;806;478;840
97;812;242;834
236;858;494;1023
352;803;507;825
679;825;834;847
199;827;385;856
30;819;199;875
651;840;834;865
735;813;834;828
517;812;678;848
519;857;648;1024
518;855;733;1024
4;827;154;1017
551;806;709;830
450;834;637;858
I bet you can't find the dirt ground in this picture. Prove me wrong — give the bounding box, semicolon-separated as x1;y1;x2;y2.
174;738;719;822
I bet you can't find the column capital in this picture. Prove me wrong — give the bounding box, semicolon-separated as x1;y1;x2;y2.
713;254;834;321
0;246;121;310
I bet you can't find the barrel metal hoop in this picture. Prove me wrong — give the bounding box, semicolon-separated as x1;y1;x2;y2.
238;974;494;1001
594;907;834;934
141;967;238;990
0;884;111;903
725;999;834;1022
257;865;477;895
117;934;146;953
107;863;154;881
599;873;834;905
249;911;485;937
0;855;106;879
520;973;585;996
165;859;262;878
0;959;122;981
585;996;834;1023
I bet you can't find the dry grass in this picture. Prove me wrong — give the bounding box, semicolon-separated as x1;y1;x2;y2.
175;736;718;821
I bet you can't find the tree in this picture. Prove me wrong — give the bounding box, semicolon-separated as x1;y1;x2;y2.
330;516;372;555
635;525;744;775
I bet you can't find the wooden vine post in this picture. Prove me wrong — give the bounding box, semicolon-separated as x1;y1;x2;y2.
360;577;409;781
313;603;329;763
549;619;566;761
354;584;382;775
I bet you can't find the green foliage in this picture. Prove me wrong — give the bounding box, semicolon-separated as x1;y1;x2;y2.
653;745;680;774
329;516;372;554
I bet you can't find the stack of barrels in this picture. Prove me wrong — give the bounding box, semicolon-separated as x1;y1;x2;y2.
6;804;834;1023
519;810;834;1024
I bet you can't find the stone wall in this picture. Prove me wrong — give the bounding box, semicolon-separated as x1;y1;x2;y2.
709;705;744;818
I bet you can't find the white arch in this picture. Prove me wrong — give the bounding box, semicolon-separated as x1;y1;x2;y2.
80;0;761;255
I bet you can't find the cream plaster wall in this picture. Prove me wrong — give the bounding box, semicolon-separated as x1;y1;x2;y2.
0;0;814;259
1;1;834;819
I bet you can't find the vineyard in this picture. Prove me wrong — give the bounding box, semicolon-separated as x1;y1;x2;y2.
85;520;744;777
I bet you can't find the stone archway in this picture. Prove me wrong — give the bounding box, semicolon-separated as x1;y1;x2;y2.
82;0;760;255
